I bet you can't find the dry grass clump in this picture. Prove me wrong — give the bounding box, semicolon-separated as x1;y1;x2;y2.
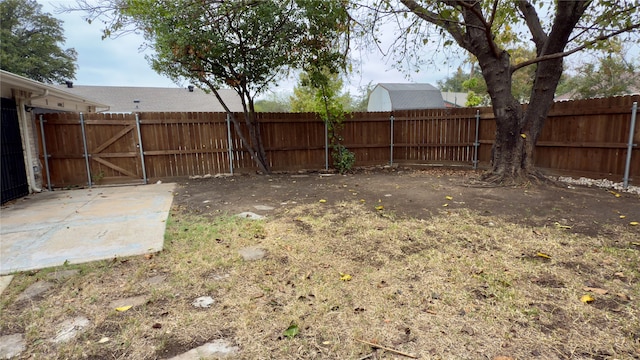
1;201;638;359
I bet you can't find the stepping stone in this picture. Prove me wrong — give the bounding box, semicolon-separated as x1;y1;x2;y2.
109;295;149;310
16;281;53;302
238;247;266;261
209;273;230;281
52;316;90;343
46;269;80;281
192;296;214;308
253;205;274;211
0;333;26;359
144;275;167;286
236;212;264;220
168;339;239;359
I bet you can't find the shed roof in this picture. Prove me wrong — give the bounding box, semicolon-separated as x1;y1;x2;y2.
0;70;109;112
373;83;445;110
53;85;243;113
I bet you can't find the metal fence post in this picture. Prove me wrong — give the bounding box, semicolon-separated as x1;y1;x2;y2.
390;115;394;166
79;112;92;188
623;101;638;189
38;114;52;191
473;110;480;169
226;113;234;175
135;113;148;184
325;119;329;170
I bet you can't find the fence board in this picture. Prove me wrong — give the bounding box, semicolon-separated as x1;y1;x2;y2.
37;95;639;187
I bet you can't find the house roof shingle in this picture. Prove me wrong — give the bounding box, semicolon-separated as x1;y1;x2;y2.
53;85;243;113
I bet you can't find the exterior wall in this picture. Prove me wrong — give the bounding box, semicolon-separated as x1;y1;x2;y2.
15;97;43;191
367;86;392;112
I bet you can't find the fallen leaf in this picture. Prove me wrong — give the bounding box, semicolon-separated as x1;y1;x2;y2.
554;222;572;229
630;221;639;226
339;273;352;281
98;337;109;344
520;133;527;139
319;199;327;203
613;272;625;278
580;294;595;303
375;205;384;211
144;254;153;260
115;305;132;312
283;324;299;338
445;196;453;200
442;203;449;207
616;293;630;301
536;252;551;259
609;190;621;198
583;286;608;295
619;215;626;219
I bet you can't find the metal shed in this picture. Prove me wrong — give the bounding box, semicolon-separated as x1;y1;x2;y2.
367;83;446;111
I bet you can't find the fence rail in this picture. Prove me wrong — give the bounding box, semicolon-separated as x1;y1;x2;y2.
36;95;639;188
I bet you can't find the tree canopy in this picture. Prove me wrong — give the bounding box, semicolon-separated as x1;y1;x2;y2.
0;0;77;83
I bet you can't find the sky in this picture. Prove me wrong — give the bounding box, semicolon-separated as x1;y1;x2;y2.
39;0;462;97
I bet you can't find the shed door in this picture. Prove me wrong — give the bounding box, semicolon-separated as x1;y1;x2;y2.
1;98;29;204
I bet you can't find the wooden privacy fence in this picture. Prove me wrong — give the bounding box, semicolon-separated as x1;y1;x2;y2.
36;95;639;188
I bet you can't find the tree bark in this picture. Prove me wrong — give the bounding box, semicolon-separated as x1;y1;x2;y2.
208;85;271;174
475;1;588;183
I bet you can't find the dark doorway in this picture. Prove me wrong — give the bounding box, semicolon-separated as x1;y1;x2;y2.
1;97;29;204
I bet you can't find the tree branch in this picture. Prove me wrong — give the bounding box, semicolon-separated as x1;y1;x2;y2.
487;0;499;28
516;0;546;52
512;22;640;72
455;0;500;57
400;0;468;51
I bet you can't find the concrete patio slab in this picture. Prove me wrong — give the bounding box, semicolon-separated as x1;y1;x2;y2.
0;183;175;275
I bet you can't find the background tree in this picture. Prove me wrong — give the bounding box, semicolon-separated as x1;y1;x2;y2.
0;0;77;83
560;40;639;100
67;0;350;173
290;71;353;112
254;92;291;113
364;0;639;183
350;82;375;111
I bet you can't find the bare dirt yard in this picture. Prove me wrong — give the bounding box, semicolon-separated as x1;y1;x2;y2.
2;167;639;359
175;167;639;238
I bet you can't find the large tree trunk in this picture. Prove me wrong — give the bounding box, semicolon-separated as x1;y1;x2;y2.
476;1;586;184
475;50;535;183
480;54;564;184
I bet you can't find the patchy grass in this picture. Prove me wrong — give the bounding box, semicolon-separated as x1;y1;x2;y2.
1;202;639;359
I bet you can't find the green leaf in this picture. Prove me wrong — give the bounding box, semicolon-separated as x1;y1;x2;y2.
283;323;299;338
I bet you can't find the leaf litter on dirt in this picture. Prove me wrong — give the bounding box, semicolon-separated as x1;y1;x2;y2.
1;173;639;359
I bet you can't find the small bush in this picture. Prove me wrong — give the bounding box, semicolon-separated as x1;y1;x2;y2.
332;144;355;174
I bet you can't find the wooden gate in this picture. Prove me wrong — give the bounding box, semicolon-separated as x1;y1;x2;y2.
38;113;144;187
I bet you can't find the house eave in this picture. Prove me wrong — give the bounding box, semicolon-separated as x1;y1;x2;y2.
0;70;110;112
